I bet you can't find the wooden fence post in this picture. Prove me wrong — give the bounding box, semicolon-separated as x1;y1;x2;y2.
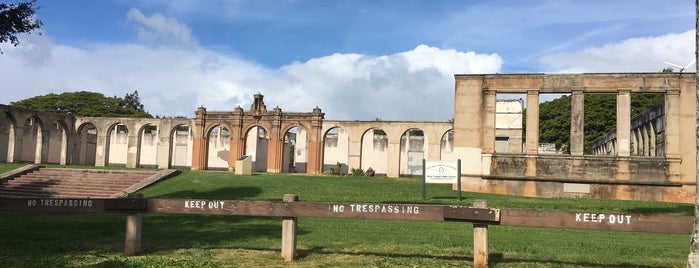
473;199;488;268
124;193;143;256
281;194;298;261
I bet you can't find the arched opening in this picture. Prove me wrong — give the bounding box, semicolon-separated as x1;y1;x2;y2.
322;127;349;174
245;126;268;172
170;124;192;169
46;120;68;164
106;123;128;166
20;116;42;163
360;128;388;176
207;125;230;170
440;130;454;161
283;126;308;173
399;128;426;176
138;124;158;168
75;123;97;165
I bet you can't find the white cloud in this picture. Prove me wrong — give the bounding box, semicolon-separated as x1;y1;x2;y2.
126;8;198;48
0;36;502;120
539;30;695;73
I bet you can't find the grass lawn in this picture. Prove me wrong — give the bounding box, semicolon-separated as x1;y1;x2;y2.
0;167;693;267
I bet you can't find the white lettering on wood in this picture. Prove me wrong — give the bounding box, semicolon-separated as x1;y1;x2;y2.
575;212;632;225
330;203;420;215
184;200;225;210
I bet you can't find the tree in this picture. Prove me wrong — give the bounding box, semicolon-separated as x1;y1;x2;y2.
0;0;42;50
538;94;663;154
10;91;152;118
120;90;145;112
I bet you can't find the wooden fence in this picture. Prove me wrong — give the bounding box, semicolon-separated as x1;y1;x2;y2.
0;195;692;267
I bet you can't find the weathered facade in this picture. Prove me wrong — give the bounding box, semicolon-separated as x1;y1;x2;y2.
4;72;693;203
453;73;696;203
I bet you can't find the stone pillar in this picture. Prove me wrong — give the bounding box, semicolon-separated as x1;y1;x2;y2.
386;136;400;178
306;139;322;174
482;90;496;154
307;109;325;174
347;133;362;171
664;89;680;158
95;130;108;167
453;75;484;176
8;126;22;163
34;127;43;164
126;125;139;168
525;90;540;154
616;90;631;157
156;123;172;169
191;106;208;170
267;138;283;173
570;90;585;155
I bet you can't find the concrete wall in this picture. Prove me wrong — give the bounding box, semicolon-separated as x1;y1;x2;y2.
453;73;697;203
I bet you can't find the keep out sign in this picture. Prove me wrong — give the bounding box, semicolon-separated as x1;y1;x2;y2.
576;212;631;225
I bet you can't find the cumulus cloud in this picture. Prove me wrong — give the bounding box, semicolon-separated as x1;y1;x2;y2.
126;8;198;48
539;30;695;73
0;10;503;121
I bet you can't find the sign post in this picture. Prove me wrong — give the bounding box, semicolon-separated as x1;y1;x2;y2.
423;159;461;200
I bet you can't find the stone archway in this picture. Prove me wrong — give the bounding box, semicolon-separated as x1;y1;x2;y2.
322;127;349;173
75;123;97;166
170;124;192;168
361;128;388;175
192;93;324;174
244;126;268;172
106;123;128;167
399;128;426;176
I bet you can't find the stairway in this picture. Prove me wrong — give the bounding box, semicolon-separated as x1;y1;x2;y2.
0;167;174;198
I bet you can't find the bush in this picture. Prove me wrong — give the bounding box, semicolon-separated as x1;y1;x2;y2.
329;167;342;176
351;168;364;177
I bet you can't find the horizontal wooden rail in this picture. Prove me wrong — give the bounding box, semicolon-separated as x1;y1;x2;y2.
0;196;694;266
146;198;500;222
498;208;693;234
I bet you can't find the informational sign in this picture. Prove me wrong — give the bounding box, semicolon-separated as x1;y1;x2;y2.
425;161;458;184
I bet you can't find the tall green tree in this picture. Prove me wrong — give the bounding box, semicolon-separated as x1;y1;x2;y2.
11;91;152;118
0;0;41;50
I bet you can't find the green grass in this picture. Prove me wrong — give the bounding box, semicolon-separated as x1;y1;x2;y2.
0;167;693;267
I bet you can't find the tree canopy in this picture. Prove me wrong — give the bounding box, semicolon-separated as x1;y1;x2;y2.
11;91;152;118
0;0;41;50
537;93;663;153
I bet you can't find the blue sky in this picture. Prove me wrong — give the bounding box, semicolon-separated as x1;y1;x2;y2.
0;0;695;120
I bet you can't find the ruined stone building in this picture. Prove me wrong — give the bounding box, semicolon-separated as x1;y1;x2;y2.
1;72;696;203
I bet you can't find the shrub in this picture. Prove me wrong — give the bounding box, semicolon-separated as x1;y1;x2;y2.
351;168;364;176
329;167;342;176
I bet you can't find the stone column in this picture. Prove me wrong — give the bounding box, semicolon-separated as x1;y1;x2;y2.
34;127;43;164
126;124;139;168
570;90;585;155
191;106;208;170
453;75;484;176
525;90;540;154
7;126;22;163
94;129;108;167
482;90;496;154
347;132;362;171
386;134;401;178
664;89;680;158
616;90;631;157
